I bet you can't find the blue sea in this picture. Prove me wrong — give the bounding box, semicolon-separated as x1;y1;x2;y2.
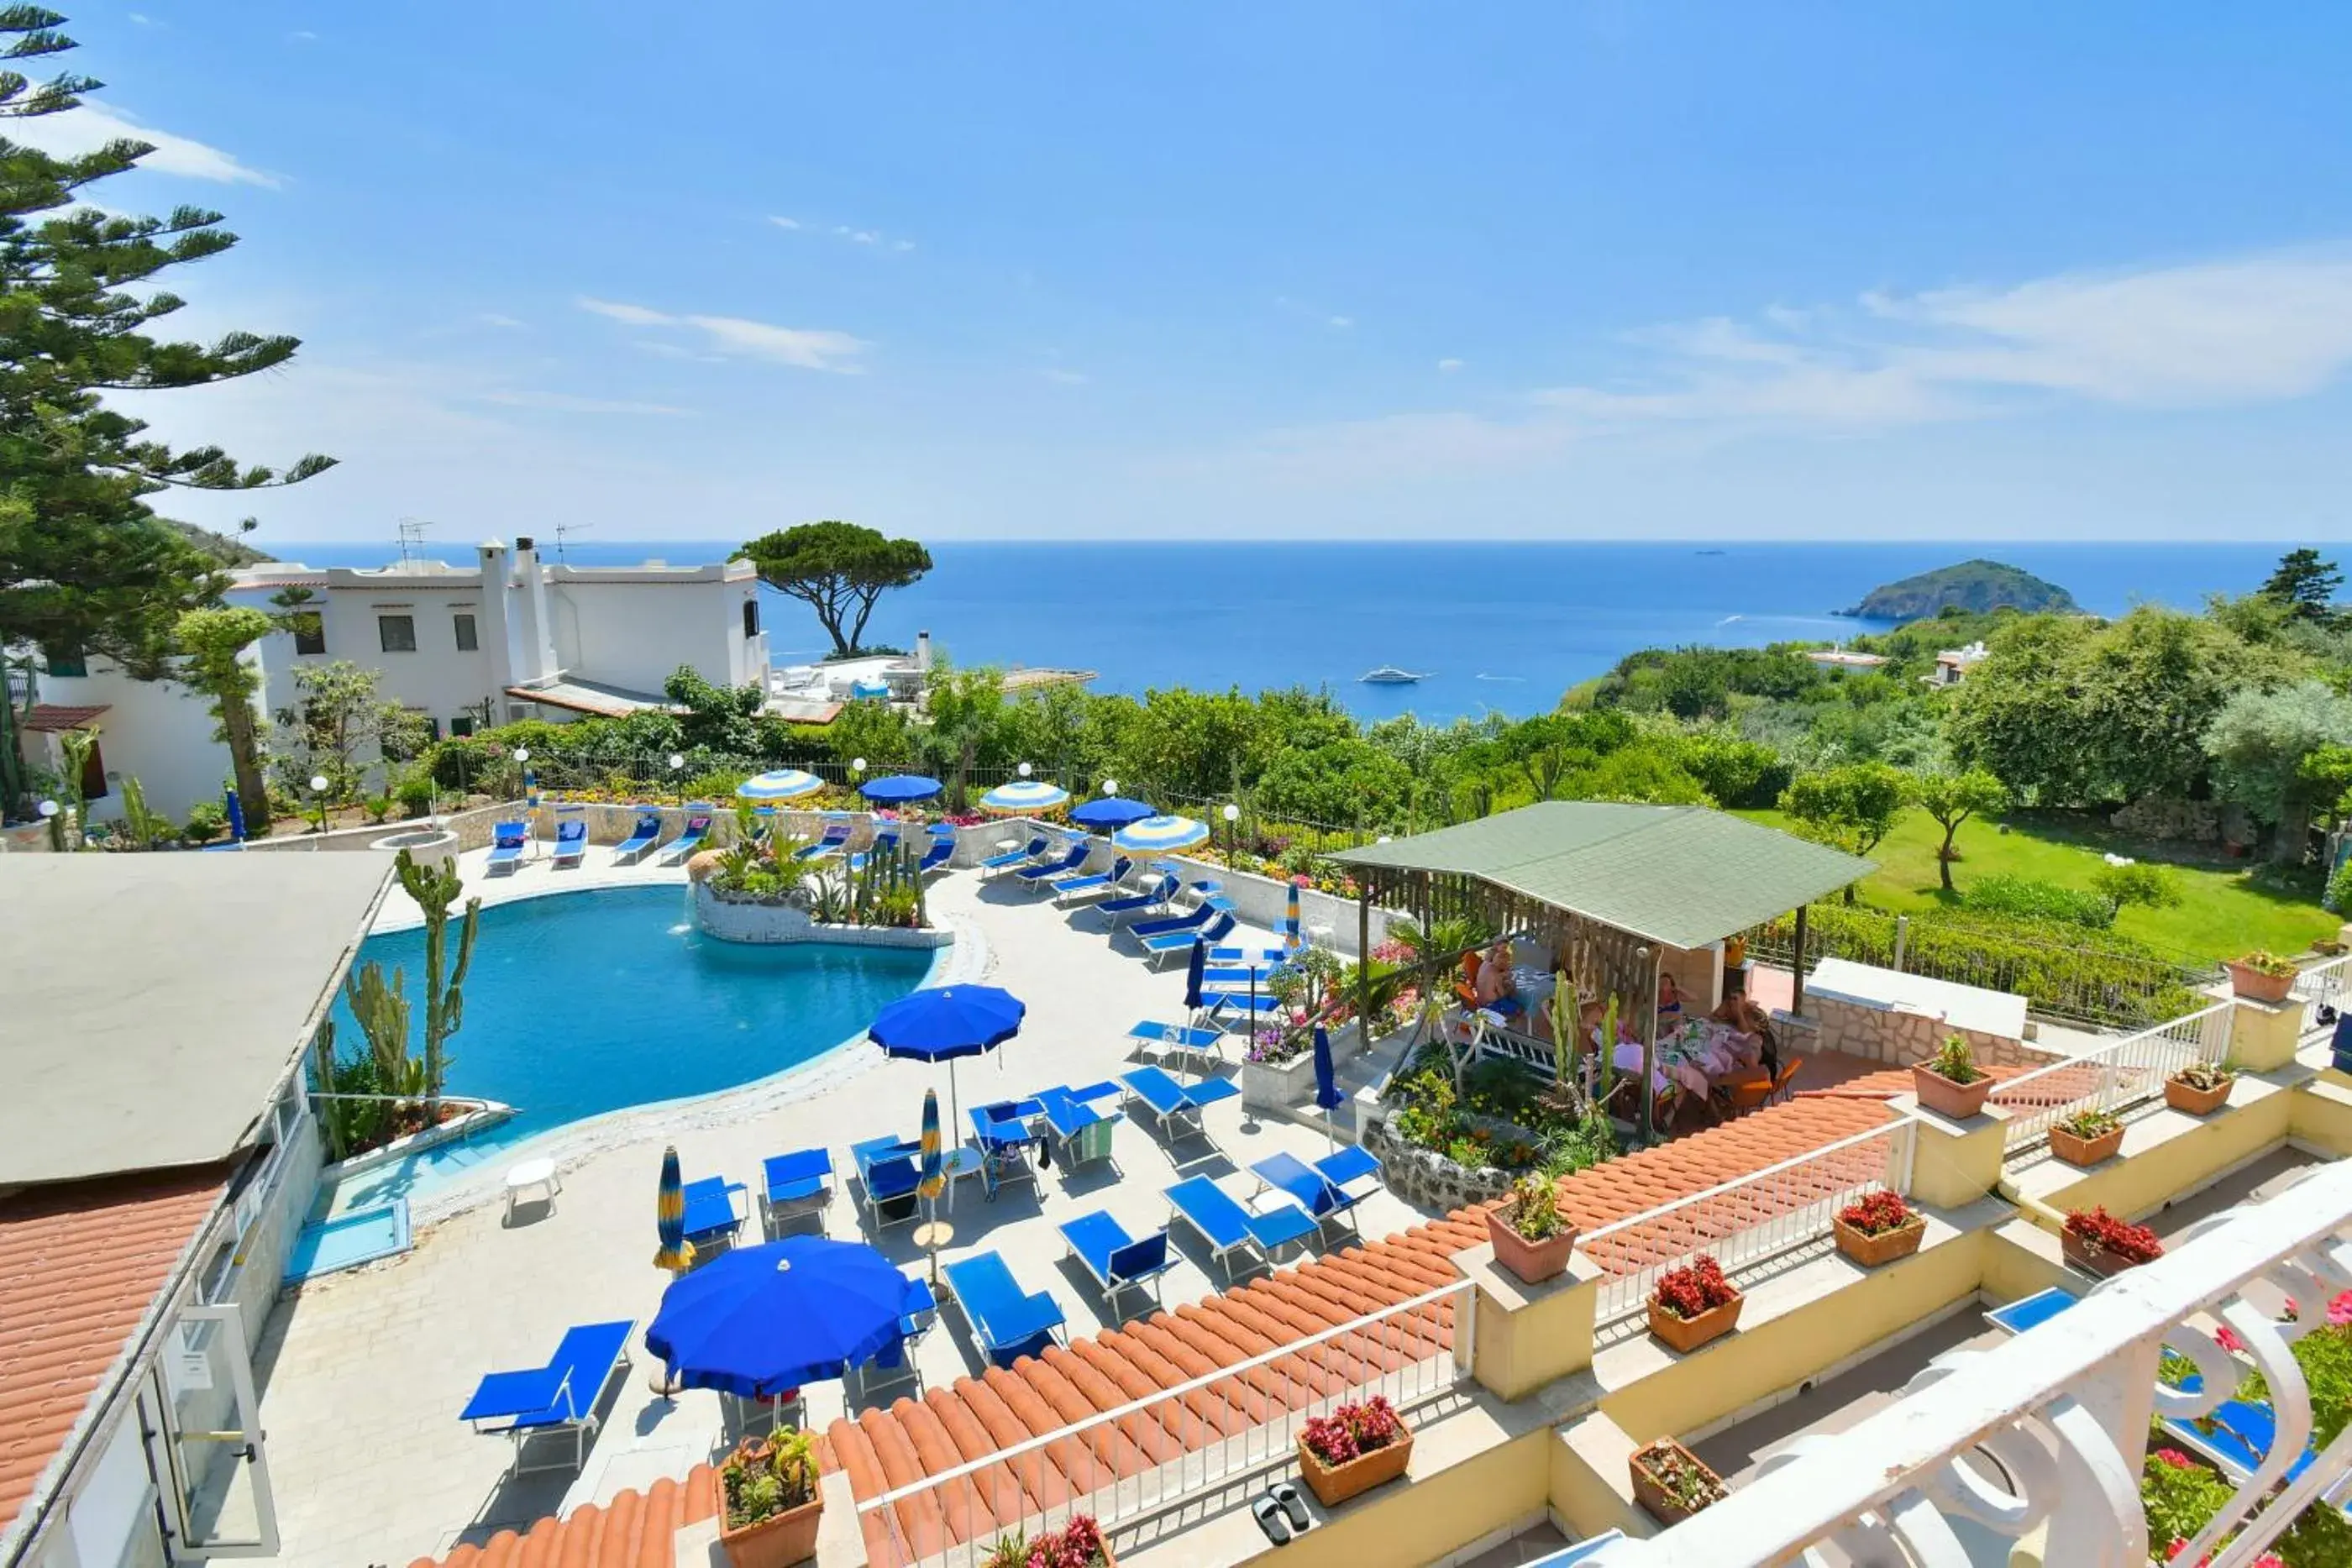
260;540;2300;722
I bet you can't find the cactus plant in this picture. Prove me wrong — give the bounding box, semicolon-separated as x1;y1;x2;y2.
395;848;479;1110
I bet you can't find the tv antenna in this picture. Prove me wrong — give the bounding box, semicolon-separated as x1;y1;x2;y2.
554;518;591;562
395;517;433;568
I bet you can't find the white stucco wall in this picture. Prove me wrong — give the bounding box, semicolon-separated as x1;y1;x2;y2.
548;562;765;693
36;657;256;823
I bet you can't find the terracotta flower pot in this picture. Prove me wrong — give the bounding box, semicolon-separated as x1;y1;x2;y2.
1646;1289;1744;1354
1911;1063;1993;1120
2049;1123;2126;1167
1297;1429;1414;1508
712;1471;823;1568
2061;1228;2149;1279
1486;1209;1579;1285
1832;1212;1925;1267
2165;1073;2234;1116
1629;1439;1727;1525
2226;961;2295;1005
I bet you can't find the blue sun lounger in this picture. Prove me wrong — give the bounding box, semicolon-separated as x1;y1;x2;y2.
980;836;1050;878
661;809;713;863
852;1135;924;1229
486;821;528;873
1126;1020;1226;1071
1015;841;1090;891
1142;909;1236;966
2157;1368;2344;1511
612;810;663;863
848;827;900;872
1058;1212;1174;1317
680;1176;748;1254
551;816;588;867
1053;855;1132;906
940;1251;1067;1367
1037;1081;1124;1170
1166;1176;1320;1281
795;821;853;861
1120;1065;1241;1146
918;831;956;874
1249;1149;1380;1237
1131;900;1216;942
1100;873;1180;926
759;1148;834;1235
970;1099;1044;1196
462;1319;634;1475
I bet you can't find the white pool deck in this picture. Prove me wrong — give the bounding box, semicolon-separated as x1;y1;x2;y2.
254;846;1420;1568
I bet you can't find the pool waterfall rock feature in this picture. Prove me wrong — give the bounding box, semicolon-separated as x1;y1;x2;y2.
690;878;952;950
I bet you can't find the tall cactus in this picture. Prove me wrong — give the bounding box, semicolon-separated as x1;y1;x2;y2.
395;849;480;1110
344;959;416;1093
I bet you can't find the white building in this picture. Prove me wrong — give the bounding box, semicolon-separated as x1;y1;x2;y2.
1929;639;1992;687
228;537;768;737
18;646;262;826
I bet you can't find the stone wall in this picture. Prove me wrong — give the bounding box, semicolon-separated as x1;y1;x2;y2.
1362;1111;1516;1211
690;881;952;948
1806;993;2045;1069
2109;794;2255;847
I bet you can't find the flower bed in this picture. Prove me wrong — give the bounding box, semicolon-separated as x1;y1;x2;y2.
1831;1190;1926;1267
979;1514;1114;1568
1648;1256;1744;1353
2061;1206;2163;1277
1297;1398;1412;1507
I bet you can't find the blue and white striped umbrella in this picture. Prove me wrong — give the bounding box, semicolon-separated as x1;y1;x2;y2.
978;779;1071;814
738;769;825;801
1113;814;1210;853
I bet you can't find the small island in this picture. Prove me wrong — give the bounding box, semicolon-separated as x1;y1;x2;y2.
1843;559;2076;621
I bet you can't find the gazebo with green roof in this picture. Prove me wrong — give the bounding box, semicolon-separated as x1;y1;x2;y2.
1329;801;1873;1137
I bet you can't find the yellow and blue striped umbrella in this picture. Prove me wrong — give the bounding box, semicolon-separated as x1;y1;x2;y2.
653;1145;697;1274
918;1089;945;1201
1284;881;1304;955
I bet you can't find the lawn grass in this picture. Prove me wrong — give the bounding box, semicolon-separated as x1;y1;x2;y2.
1735;807;2339;967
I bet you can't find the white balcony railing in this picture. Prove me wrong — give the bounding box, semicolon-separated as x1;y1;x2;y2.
855;1277;1473;1568
2302;952;2351;1042
1587;1156;2352;1567
1992;1000;2232;1153
1578;1120;1915;1328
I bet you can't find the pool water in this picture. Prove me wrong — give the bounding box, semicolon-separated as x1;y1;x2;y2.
284;1201;412;1282
325;886;933;1201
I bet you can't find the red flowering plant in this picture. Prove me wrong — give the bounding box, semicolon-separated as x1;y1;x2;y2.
979;1514;1110;1568
2064;1207;2164;1264
1835;1191;1914;1237
1300;1396;1406;1466
1651;1256;1740;1321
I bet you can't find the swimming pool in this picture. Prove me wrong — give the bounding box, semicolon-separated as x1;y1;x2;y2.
324;885;934;1204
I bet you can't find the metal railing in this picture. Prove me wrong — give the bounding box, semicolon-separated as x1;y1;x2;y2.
1577;1119;1915;1327
855;1277;1473;1568
1990;999;2232;1152
2301;952;2351;1042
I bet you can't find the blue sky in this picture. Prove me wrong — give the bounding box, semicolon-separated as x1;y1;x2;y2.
26;3;2352;544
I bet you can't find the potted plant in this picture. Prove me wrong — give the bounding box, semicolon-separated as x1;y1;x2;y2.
2226;950;2298;1005
1296;1396;1414;1507
1646;1256;1744;1354
2049;1106;2126;1167
2166;1060;2235;1116
714;1428;822;1568
2062;1206;2164;1278
1486;1174;1579;1284
1629;1438;1730;1525
980;1514;1116;1568
1832;1190;1926;1267
1911;1034;1993;1120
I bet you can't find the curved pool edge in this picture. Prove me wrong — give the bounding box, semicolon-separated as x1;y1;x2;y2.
370;863;691;936
384;908;989;1228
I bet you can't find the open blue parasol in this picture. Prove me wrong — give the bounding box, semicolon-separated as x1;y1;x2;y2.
870;984;1026;1147
1071;796;1156;831
859;774;943;805
644;1236;911;1398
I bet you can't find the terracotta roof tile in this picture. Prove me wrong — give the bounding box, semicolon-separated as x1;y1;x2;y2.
0;1169;227;1545
412;1097;1887;1568
1794;1059;2101;1107
414;1463;718;1568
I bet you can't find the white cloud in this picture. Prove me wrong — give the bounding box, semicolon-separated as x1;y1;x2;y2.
768;215;801;230
773;216;913;252
1437;358;1464;374
1328;315;1354;329
892;239;916;253
1040;367;1089;385
289;29;319;41
575;296;869;372
476;312;527;329
10;99;277;186
835;226;878;244
473;391;692;417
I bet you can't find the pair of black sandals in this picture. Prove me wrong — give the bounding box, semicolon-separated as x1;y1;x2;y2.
1250;1481;1313;1544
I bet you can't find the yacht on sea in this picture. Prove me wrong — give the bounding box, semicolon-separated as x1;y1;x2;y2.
1358;666;1427;685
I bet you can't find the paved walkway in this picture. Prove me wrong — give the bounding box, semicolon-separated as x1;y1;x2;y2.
253;847;1425;1568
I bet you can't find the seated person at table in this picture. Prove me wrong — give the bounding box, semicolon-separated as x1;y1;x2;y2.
1708;995;1780;1083
1473;940;1521;1015
1657;972;1685;1020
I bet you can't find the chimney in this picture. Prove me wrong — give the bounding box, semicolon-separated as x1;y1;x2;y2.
916;630;932;672
476;541;515;699
511;537;559;685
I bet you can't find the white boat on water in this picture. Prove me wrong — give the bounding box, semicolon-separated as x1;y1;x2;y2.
1358;665;1427;685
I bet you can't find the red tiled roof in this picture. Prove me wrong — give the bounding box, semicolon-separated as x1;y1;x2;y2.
21;704;108;734
0;1169;228;1544
414;1097;1891;1568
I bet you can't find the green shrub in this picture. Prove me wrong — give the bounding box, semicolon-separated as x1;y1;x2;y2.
2329;857;2352;915
2090;860;2183;910
182;800;228;843
395;774;437;818
1960;873;2117;930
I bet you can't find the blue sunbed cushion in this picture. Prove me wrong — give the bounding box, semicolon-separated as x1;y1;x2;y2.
1182;1077;1240;1110
1059;1210;1133;1277
942;1252;1063;1349
1123;1066;1189;1115
461;1366;570;1425
865;1155;919;1201
763;1148;832;1202
1254;1151;1346;1218
1246;1203;1320;1252
680;1178;743;1237
463;1319;632;1426
1316;1145;1383;1189
1129;1022;1224;1056
1107;1232;1170;1282
1165;1175;1252;1247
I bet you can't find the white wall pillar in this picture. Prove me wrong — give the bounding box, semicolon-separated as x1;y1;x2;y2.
475;541;515;705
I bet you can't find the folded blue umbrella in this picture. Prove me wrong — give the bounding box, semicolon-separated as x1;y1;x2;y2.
644;1237;911;1398
1184;938;1207;1012
1314;1025;1344;1113
1073;795;1157;831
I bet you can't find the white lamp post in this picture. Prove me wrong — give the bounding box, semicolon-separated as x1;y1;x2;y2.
668;752;685;805
37;797;60;852
1101;779;1118;797
1221;801;1241;868
308;774;329;847
1017;762;1032;779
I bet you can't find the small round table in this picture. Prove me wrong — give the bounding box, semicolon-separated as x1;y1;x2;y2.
504;1157;561;1219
